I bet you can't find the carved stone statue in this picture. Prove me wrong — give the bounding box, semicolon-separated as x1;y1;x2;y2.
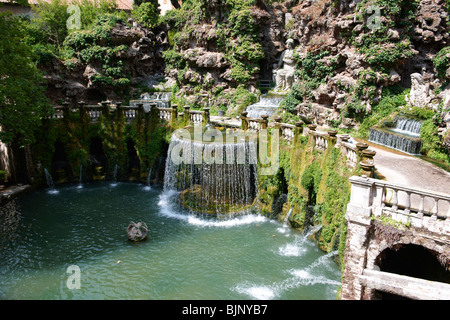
273;39;296;92
127;221;148;242
406;72;435;108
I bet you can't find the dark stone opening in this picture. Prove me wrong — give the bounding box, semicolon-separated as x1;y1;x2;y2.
374;244;450;300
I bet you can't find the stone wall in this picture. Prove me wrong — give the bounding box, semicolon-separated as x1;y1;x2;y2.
341;176;450;299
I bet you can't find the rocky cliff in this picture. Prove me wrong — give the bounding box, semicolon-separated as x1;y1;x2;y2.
42;0;450;134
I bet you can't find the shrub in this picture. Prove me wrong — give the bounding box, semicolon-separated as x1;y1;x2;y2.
433;47;450;80
132;1;160;28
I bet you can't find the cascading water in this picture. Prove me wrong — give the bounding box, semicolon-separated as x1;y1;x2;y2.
44;168;58;194
245;95;284;119
392;118;422;136
111;164;119;186
369;117;423;154
77;165;83;189
163;127;258;215
143;167;152;191
284;208;293;224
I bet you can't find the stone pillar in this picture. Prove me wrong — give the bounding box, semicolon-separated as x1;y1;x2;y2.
261;114;269;130
184;105;191;124
203;107;210;124
341;176;374;300
241;111;248;131
327;129;338;146
61;101;70;122
273;115;282;129
171;104;178;125
137;103;144;125
294;121;304;143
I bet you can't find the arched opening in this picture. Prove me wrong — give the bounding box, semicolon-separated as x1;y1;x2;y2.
52;140;71;183
374;244;450;299
126;138;140;180
89;137;107;179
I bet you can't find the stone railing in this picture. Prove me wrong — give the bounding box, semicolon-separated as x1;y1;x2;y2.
240;113;269;132
302;126;376;175
348;176;450;234
48;101;218;128
85;104;103;123
158;105;178;123
312;130;329;151
122;105;139;123
280;123;295;141
183;106;210;124
340;141;359;169
51;106;65;119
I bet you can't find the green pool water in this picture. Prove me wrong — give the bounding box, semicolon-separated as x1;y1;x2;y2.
0;182;341;300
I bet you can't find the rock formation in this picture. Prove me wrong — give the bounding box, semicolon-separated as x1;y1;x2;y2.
127;221;148;242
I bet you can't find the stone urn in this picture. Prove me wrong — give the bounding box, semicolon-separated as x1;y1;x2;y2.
127;221;148;242
356;142;369;151
218;110;225;116
307;124;317;131
362;149;377;160
359;161;375;178
340;134;350;143
327;130;338;137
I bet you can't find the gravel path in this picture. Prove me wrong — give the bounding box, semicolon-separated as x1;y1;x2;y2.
371;144;450;195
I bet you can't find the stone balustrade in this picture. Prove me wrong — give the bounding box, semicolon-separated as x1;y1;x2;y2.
348;176;450;234
340;141;359;169
280;123;295;141
312;131;329;150
50;101;181;126
183;106;210;124
158;107;174;122
85;105;103;123
123;106;138;123
247;118;264;131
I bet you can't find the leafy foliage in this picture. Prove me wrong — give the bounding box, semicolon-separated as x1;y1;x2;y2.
132;1;160;28
433;46;450;80
0;13;51;146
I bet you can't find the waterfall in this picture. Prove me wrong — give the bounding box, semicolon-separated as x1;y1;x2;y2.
111;164;119;186
284;208;293;224
392;118;423;136
369;117;423;155
163;130;258;214
245;95;284;119
77;165;83;189
143;167;152;191
44;168;58;194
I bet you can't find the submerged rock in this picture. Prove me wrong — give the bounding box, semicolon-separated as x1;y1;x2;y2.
127;221;148;242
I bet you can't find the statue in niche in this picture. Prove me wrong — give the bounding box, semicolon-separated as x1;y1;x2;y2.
273;39;296;92
406;68;437;109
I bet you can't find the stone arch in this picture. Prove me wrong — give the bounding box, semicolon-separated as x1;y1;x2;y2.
375;244;450;279
371;243;450;299
366;235;450;272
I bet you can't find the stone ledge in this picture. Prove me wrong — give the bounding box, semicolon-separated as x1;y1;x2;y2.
0;185;31;206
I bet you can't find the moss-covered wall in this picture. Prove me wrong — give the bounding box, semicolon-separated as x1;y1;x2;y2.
256;132;355;267
31;105;172;186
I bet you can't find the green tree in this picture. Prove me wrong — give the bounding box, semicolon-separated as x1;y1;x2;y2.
30;0;70;47
132;1;160;28
0;13;51;146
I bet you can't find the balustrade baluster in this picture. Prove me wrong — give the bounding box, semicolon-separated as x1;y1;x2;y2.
392;188;398;211
432;198;439;219
418;194;425;217
380;185;386;209
404;191;411;214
